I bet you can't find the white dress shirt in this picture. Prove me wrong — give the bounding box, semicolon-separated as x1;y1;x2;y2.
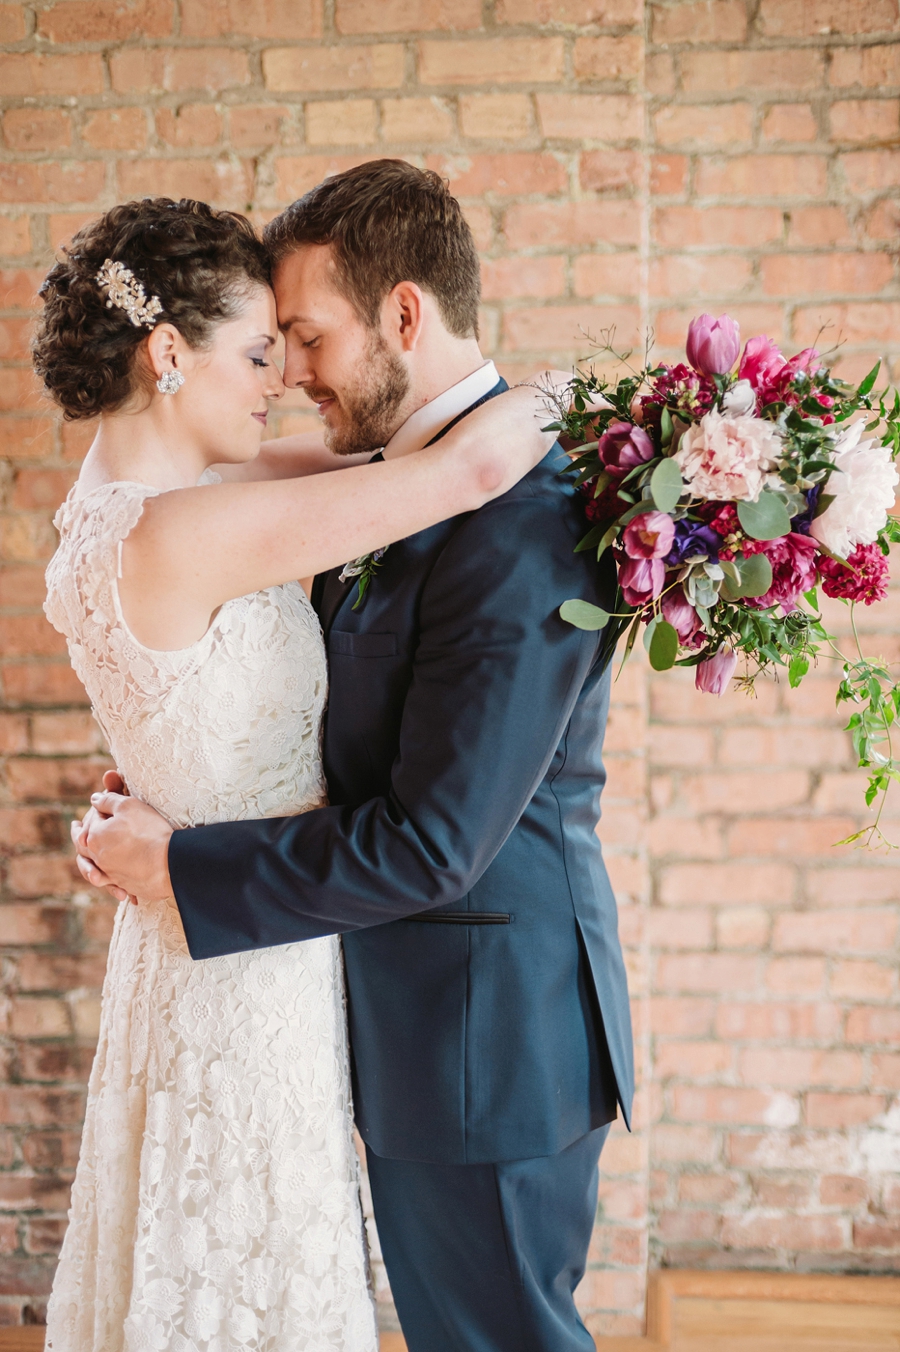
382;361;499;460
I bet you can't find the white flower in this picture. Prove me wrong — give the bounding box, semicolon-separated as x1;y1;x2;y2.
674;410;783;502
720;378;756;416
810;419;899;558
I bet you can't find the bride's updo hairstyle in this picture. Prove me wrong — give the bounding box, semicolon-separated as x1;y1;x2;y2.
34;197;270;421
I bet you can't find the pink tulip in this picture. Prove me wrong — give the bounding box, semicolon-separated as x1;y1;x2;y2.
623;511;676;560
597;422;655;478
661;588;704;647
695;645;738;696
686;314;741;377
619;556;665;607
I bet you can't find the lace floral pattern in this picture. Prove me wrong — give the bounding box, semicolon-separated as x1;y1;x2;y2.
43;480;377;1352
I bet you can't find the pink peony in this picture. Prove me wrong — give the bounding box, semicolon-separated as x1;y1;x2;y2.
674;409;783;502
661;586;704;647
597;422;655;478
619;555;666;607
623;511;676;560
686;313;741;377
695;646;738;696
738;335;785;395
819;542;890;606
742;532;819;612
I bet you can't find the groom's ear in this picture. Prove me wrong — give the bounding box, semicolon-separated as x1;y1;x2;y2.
383;280;425;353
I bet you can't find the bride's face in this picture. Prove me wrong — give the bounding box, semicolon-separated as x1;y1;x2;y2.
150;285;285;464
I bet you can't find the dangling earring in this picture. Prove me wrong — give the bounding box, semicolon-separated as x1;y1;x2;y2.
156;370;184;395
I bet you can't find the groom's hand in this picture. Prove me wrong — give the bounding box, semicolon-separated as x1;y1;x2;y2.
72;789;174;904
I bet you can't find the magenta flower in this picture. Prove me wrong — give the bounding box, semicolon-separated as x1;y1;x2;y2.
686;314;741;377
623;511;676;560
738;334;785;394
819;543;890;606
695;646;737;696
743;532;819;612
619;556;666;607
597;422;655;478
661;587;704;647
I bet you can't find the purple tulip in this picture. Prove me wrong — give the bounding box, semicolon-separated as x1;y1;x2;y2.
661;588;704;647
622;511;676;561
695;645;738;696
597;422;655;478
619;556;665;607
686;313;741;377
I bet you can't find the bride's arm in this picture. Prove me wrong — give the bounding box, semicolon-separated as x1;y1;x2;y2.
213;431;372;481
120;375;568;649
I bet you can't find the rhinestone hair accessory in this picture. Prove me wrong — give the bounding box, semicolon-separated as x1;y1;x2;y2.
95;258;163;330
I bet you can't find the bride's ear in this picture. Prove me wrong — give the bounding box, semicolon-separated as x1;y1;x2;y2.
146;323;184;382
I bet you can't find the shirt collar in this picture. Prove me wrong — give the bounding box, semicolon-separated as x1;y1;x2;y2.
382;361;499;461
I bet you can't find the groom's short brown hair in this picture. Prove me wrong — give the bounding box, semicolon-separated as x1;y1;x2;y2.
263;159;481;339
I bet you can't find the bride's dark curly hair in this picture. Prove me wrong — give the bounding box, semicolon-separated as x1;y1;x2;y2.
33;197;271;421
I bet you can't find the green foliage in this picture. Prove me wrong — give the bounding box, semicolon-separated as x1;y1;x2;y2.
736;492;792;541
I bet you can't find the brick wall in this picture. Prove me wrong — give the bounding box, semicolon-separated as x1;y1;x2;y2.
0;0;898;1336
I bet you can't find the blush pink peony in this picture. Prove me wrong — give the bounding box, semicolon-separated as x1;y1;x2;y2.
674;409;783;503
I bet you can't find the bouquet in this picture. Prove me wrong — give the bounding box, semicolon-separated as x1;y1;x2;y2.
548;315;900;846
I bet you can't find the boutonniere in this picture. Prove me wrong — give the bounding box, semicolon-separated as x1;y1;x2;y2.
339;546;388;609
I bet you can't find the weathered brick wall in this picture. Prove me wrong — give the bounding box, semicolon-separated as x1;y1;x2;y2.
0;0;897;1336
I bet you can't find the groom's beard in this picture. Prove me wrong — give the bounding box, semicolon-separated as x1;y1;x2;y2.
309;332;410;457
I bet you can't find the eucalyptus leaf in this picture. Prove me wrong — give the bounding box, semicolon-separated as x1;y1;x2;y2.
650;457;683;514
736;552;773;599
648;619;679;671
737;491;792;541
559;599;610;630
643;614;660;655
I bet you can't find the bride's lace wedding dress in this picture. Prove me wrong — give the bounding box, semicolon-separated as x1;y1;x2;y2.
43;478;377;1352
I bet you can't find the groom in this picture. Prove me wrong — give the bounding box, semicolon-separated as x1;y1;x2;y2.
75;160;633;1352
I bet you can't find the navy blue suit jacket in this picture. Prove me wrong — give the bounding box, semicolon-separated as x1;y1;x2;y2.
169;386;634;1164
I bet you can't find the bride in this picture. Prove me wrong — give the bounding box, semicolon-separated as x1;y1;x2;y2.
36;197;564;1351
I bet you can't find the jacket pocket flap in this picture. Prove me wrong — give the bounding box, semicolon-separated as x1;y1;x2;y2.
407;911;511;925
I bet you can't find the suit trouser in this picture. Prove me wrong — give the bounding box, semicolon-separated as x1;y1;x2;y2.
365;1124;610;1352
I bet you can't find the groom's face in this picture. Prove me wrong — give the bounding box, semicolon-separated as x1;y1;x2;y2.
274;244;410;456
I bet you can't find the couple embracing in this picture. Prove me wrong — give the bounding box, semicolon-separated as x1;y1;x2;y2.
38;159;633;1352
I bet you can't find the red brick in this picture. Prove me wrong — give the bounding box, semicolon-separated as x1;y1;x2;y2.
830;43;900;89
872;1054;900;1089
78;107;147;153
504;200;641;249
274;154;389;202
681;48;824;94
183;0;323;37
30;713;102;755
572;35;643;83
0;616;66;659
762;103;819;143
24;1219;67;1256
155;105;223;149
653;1124;719;1163
727;817;856;858
573;253;641;298
655;1040;731;1080
653;205;784;249
228;105;296;150
765;956;826;995
502;303;640;353
496;0;641;20
384;96;454;143
117;158;253;206
537;94;642;143
11;470;77;513
695;154;828;199
0;1175;72;1213
717;999;842;1043
2;664;89;707
721;1213;845;1252
650;153;688;196
659;862;795;907
678;1174;738;1204
481;255;565;301
7;855;79;900
831;960;895;1001
0;162;104;207
774;908;897;954
854;1220;900;1250
15;952;108;993
830;99;900;143
820;1175;869;1206
0;220;30;259
0;53;104;97
6;756;109;804
649;253;753;299
16;1044;95;1084
865;198;900;242
0;566;48;608
9;996;70;1038
0;904;68;945
657;953;760;995
427;152;566;197
759;0;900;37
20;1130;82;1171
768;249;894;298
652;0;747;41
787;206;853;246
806;1093;886;1128
38;0;173;41
846;1006;900;1044
418;37;565;86
739;1048;862;1089
0;4;27;40
654;103;754;149
671;1085;792;1126
336;0;480;32
264;44;404;93
840;148;900;192
2;109;71;154
110;47;250;95
0;269;43;311
649;997;715;1037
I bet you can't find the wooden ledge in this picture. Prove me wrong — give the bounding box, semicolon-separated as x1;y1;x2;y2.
3;1270;899;1351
